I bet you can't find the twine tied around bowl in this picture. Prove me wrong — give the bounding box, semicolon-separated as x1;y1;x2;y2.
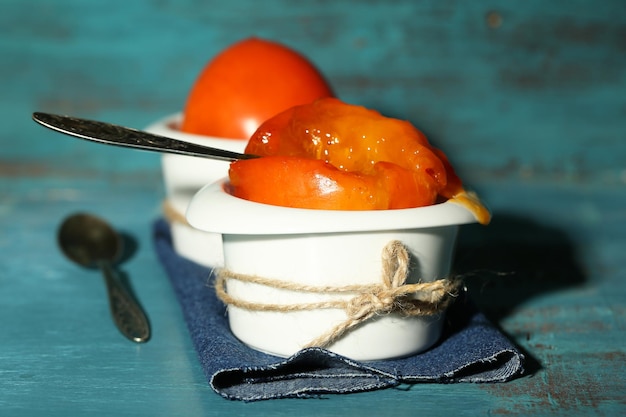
215;240;461;349
162;200;189;225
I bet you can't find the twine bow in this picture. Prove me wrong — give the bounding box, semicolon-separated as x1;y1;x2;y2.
215;240;461;349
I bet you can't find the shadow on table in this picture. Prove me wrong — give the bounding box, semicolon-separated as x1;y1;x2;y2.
118;230;139;265
454;211;586;320
453;212;587;373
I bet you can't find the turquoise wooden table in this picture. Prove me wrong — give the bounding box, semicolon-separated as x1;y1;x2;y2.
1;1;624;415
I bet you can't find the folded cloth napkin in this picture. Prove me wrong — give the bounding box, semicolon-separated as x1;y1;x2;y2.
153;219;525;401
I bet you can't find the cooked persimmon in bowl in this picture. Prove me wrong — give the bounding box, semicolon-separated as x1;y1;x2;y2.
186;98;490;360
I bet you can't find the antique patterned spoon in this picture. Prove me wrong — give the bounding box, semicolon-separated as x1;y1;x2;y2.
58;213;150;343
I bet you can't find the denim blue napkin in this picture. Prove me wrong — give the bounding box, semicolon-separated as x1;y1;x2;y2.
153;219;524;401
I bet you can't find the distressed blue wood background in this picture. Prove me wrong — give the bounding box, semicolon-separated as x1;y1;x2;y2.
1;0;624;415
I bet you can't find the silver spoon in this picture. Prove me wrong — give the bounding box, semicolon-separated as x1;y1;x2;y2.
32;112;259;162
58;213;150;343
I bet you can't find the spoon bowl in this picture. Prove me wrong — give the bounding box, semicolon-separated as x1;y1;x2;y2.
58;213;151;343
59;214;122;268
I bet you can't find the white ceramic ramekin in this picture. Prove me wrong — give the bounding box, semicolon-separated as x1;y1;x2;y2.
186;179;481;361
144;113;247;267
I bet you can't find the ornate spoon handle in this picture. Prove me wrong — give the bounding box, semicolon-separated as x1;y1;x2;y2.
32;112;257;162
100;261;151;343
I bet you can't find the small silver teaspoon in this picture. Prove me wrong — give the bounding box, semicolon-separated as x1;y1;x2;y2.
58;213;151;343
32;112;259;162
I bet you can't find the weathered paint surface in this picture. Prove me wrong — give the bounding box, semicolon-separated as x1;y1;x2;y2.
3;0;625;185
1;0;624;415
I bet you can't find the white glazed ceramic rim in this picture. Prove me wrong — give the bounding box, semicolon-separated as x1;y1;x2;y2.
187;179;480;235
144;112;246;146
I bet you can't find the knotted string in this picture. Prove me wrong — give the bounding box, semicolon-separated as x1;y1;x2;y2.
215;240;461;349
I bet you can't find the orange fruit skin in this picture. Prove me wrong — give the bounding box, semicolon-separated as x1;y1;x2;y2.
229;157;442;210
229;98;464;210
181;37;334;139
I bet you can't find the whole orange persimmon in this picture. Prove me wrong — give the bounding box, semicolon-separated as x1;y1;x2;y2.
229;98;469;211
181;37;334;139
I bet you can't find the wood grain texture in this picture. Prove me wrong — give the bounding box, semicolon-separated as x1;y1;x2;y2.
3;0;625;184
1;0;624;415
